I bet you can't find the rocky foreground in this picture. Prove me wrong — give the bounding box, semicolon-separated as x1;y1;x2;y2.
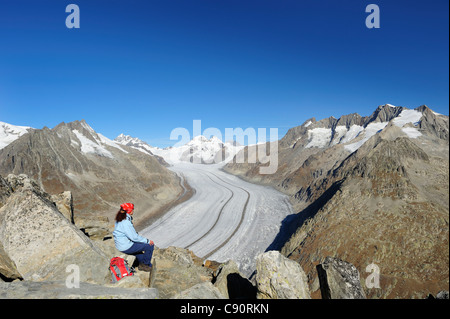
0;174;447;299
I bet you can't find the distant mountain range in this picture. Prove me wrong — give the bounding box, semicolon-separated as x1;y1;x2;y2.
224;104;449;298
114;133;245;165
0;120;183;226
0;119;245;224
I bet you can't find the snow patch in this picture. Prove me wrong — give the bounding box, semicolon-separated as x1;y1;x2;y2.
392;109;422;127
72;130;114;158
331;125;348;145
0;122;32;150
340;125;364;144
402;127;422;138
97;133;128;154
344;122;388;153
305;128;332;148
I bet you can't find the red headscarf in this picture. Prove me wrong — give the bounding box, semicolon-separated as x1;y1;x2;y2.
120;203;134;214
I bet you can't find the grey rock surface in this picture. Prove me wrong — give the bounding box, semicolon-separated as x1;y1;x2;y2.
317;256;366;299
172;282;225;299
0;174;110;284
0;280;158;299
255;251;310;299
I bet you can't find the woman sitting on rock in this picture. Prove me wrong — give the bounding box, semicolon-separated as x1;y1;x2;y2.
113;203;154;272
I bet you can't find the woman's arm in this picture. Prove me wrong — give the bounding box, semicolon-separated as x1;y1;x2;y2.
122;219;149;244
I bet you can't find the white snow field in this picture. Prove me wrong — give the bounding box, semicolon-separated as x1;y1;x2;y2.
141;162;294;278
0;121;32;150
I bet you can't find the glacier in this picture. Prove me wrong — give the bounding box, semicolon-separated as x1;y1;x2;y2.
141;161;294;278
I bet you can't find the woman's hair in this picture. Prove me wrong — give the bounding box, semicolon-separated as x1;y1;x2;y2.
115;208;127;222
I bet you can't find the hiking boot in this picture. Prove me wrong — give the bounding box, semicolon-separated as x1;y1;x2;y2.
138;263;152;272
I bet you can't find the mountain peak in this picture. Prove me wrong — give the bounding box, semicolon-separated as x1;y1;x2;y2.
367;104;404;124
114;133;155;156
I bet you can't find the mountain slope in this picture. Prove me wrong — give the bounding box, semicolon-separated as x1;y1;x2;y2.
0;120;184;226
282;131;448;298
114;134;168;166
224;104;449;298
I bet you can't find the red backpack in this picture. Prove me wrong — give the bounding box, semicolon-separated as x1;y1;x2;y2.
109;257;134;282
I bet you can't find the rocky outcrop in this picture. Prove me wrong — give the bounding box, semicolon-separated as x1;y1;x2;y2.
49;190;113;240
255;251;310;299
0;174;110;284
0;173;219;298
430;291;449;299
213;259;256;299
151;246;214;298
0;241;22;282
416;105;449;140
316;256;366;299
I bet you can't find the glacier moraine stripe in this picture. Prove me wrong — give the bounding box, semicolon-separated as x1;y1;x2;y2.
183;171;234;251
201;171;250;260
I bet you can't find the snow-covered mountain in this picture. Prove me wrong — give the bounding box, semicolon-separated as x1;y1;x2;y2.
279;104;448;153
0;120;183;224
0;121;33;150
67;120;129;159
114;132;245;165
114;133;154;156
150;135;245;165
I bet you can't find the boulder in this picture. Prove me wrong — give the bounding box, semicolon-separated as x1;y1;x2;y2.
151;246;213;298
0;241;22;281
316;256;366;299
109;272;148;289
428;291;450;299
255;251;310;299
0;174;110;284
204;259;221;273
436;291;450;299
214;259;256;299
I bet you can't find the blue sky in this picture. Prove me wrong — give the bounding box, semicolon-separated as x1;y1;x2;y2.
0;0;448;147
